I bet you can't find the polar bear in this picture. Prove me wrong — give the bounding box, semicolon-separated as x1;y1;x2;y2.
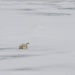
19;42;29;49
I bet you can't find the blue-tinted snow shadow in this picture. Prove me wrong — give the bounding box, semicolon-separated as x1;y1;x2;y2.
33;12;71;16
9;66;50;71
59;8;75;10
0;54;40;60
18;11;71;16
6;63;75;71
15;8;35;11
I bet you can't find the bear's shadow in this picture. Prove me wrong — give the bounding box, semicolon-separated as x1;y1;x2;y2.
0;47;18;50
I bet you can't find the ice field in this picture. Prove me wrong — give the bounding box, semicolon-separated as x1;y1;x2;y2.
0;0;75;75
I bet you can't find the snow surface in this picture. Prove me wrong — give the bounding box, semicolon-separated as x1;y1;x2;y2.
0;0;75;75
